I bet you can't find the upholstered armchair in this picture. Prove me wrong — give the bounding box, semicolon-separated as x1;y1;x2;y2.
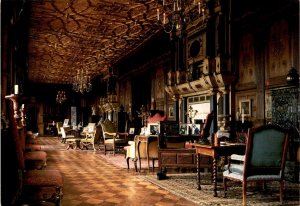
100;119;128;155
81;124;102;151
125;137;138;172
125;135;159;172
223;124;289;206
18;129;47;170
24;131;41;151
60;127;75;144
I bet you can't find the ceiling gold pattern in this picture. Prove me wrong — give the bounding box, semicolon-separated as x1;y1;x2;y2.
27;0;161;84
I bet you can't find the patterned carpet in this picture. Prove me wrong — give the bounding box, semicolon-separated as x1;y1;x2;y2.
140;173;300;206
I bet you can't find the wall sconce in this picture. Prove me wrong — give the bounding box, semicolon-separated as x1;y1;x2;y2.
286;67;299;85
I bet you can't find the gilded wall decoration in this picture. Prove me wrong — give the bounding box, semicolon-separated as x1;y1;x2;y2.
239;34;255;84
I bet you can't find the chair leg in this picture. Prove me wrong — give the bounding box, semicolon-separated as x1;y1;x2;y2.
139;158;142;172
223;177;227;198
133;159;138;172
152;159;155;172
280;180;284;204
113;144;115;156
242;181;247;206
126;157;130;169
104;145;106;155
262;181;267;191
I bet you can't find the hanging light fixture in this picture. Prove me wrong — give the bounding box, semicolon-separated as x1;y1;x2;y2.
56;91;67;104
156;0;206;34
72;69;92;93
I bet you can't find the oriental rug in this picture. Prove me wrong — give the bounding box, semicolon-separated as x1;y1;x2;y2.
139;173;300;206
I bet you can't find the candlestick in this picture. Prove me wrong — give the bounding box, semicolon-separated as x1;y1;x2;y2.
14;84;19;94
163;13;166;24
157;9;159;21
241;108;245;123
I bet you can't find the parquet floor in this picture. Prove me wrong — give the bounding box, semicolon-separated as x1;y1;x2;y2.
39;136;197;206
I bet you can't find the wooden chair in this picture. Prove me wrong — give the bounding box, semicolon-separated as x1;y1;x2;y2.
223;124;289;205
60;127;75;144
100;119;128;155
56;122;63;140
81;124;102;151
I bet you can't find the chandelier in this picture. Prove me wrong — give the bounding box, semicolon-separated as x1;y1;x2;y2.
56;91;67;104
156;0;206;34
72;69;92;93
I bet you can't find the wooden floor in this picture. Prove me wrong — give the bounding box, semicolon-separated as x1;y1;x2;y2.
38;136;197;206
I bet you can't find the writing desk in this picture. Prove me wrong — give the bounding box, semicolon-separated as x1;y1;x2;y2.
194;143;245;196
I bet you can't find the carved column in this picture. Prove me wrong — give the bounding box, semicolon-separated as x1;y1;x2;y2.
209;89;218;139
172;94;182;122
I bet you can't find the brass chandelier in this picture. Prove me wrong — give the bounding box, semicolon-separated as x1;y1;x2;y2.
156;0;206;34
56;91;67;104
72;69;92;94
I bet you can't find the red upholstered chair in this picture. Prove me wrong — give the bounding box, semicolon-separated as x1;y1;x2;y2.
19;128;47;170
199;110;214;143
6;102;63;205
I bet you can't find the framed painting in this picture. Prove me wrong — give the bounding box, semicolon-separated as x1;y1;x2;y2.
63;119;69;127
168;106;174;119
129;128;135;135
239;99;251;116
148;123;159;135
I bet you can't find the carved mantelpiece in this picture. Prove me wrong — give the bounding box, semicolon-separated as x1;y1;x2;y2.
165;72;234;97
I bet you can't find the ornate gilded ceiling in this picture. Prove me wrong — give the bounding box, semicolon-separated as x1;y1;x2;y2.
27;0;161;84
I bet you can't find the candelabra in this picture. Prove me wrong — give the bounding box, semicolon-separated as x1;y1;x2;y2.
72;69;92;93
156;0;206;34
56;91;67;104
138;105;150;127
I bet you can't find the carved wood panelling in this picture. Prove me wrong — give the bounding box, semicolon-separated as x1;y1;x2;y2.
238;34;255;84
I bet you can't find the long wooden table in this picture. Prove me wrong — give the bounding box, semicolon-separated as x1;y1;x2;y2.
194;143;246;196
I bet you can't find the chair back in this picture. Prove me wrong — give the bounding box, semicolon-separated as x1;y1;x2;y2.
87;123;96;132
56;122;63;135
200;110;214;139
100;119;116;139
90;124;102;143
245;124;289;177
60;127;67;138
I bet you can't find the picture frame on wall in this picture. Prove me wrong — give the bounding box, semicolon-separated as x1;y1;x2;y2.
148;123;159;135
169;106;174;119
63;119;69;127
129;128;135;135
239;99;251;116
